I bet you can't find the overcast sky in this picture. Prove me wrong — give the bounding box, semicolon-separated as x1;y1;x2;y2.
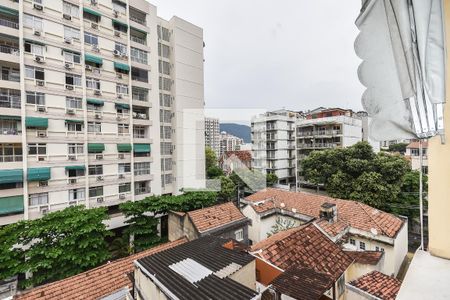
151;0;365;123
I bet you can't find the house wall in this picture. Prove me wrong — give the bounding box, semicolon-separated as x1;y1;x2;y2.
134;267;169;300
254;257;283;287
207;223;249;245
229;260;257;290
167;213;185;241
346;285;377;300
346;259;383;282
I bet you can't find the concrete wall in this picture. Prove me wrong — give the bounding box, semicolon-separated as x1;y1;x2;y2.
135;266;169;300
229;260;257;291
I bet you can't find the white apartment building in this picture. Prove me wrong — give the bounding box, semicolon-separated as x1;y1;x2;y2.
219;131;243;156
204;117;220;156
251;110;297;186
0;0;205;228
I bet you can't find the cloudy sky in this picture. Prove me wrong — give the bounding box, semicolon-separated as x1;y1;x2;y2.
151;0;365;123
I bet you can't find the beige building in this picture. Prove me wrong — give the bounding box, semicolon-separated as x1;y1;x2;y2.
405;140;428;174
219;131;243;156
204;117;220;156
0;0;205;228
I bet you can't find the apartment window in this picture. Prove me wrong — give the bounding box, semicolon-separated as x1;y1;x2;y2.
130;8;146;25
26;91;45;105
133;126;146;138
359;241;366;251
349;238;356;246
131;47;148;64
0;144;22;162
69;188;85;201
24;41;44;56
119;183;131;193
113;21;127;34
158;60;170;75
67;122;82;132
24;14;43;30
116;84;129;95
68;143;84;155
160;142;172;155
89;186;103;198
134;162;150;175
25;66;44;80
158;43;170;58
115;42;127;55
83;10;100;23
66;73;82;86
63;50;81;64
64;26;80;41
116;106;129;115
157;25;170;42
67;167;84;178
63;1;79;17
161;158;172;171
88;122;101;133
132;87;148;102
86;77;100;90
159;77;172;91
66;97;82;109
118;163;131;173
164;174;172;184
84;32;98;46
131;68;148;83
118;124;129;135
135;181;149;195
89;165;103;175
29;192;48;206
159;93;171;107
112;0;127;14
160;109;172;123
1;67;20;82
28;143;46;155
160;126;172;139
375;246;385;252
234;229;244;241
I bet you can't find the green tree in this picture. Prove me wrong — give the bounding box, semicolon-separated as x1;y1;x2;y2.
266;173;279;187
387;142;409;154
301;142;410;209
205;147;217;170
218;176;236;200
267;216;296;237
0;206;111;288
391;170;428;220
207;165;224;179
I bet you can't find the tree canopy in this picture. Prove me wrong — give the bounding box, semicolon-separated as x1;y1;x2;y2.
387;142;409;154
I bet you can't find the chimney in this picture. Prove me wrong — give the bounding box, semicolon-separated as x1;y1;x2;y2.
320;203;337;223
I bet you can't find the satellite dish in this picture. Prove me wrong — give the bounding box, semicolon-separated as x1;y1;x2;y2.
370;228;378;235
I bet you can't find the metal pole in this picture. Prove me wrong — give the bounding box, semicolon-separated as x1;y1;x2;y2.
419;139;424;250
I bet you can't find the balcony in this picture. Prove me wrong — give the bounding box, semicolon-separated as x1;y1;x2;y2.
0;17;18;30
297;129;342;137
0;154;22;163
130;35;146;46
0;94;20;109
297;143;339;149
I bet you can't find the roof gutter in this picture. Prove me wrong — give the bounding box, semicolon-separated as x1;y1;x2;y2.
134;260;180;300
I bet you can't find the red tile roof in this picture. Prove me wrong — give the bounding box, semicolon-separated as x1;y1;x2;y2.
187;202;247;233
245;188;404;238
348;271;401;300
221;150;252;162
14;239;187;300
406;141;428;149
251;223;353;281
345;251;384;265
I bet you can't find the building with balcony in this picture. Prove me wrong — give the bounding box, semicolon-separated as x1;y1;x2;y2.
219;131;243;156
251;109;298;186
204;116;220;156
0;0;205;228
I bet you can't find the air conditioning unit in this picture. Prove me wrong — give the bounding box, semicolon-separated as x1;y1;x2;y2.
94;113;102;119
96;197;104;203
116;73;123;79
69;178;77;184
113;10;119;17
64;37;73;44
94;90;102;96
37;130;47;137
91;23;98;30
113;49;121;56
63;13;72;20
40;205;49;214
64;62;74;69
96;175;104;181
34;29;41;36
118;153;125;159
36;105;46;112
33;3;43;10
118;174;125;179
116;115;122;121
68;155;77;161
66;108;75;115
121;52;128;58
95;154;103;160
65;84;74;91
114;31;121;37
34;55;45;63
36;80;45;86
117;93;123;99
85;65;93;71
119;193;126;200
39;181;48;187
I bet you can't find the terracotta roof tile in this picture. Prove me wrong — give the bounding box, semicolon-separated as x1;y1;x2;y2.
245;189;404;238
406;140;428;149
14;239;187;300
251;223;353;281
348;270;401;300
222;150;252;162
345;251;384;265
187;202;247;233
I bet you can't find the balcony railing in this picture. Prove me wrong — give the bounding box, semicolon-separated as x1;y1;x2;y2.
130;35;146;45
297;143;339;149
131;56;148;65
133;112;148;120
131;76;148;83
130;15;146;25
134;169;151;176
0;45;19;55
0;18;19;29
135;187;150;195
297;130;342;137
1;71;20;82
0;95;20;108
0;155;22;162
0;127;20;135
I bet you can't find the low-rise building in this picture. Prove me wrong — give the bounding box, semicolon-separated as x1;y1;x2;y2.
346;270;401;300
242;188;407;277
218;150;252;174
168;202;250;244
405;140;428;174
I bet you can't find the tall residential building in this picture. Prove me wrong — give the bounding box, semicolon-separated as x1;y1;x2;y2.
251;109;298;186
204;117;220;156
219;131;243;156
0;0;205;227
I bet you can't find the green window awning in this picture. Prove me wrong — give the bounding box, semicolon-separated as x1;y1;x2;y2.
25;117;48;129
27;167;51;182
85;54;103;65
133;143;150;153
65;165;85;171
115;103;130;109
0;169;23;184
24;39;45;46
113;19;128;28
86;98;104;106
117;143;132;152
114;62;130;72
83;7;101;18
63;49;81;55
65;119;83;124
130;26;147;35
0;5;18;17
0;195;24;215
88;143;105;153
0;115;20;121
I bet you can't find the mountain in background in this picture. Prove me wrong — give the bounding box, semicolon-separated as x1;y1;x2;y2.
220;123;251;143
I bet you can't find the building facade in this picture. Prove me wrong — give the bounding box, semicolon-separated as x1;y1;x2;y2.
0;0;205;227
204;117;220;156
219;131;243;156
251;109;298;186
405;140;428;174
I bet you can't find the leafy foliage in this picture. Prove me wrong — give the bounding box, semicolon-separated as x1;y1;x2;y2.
207;165;224;179
266;173;279;187
218;176;236;201
267;216;296;237
120;192;217;253
387;142;409;154
0;206;111;288
302;142;410;210
205;147;217;169
391;170;428;220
